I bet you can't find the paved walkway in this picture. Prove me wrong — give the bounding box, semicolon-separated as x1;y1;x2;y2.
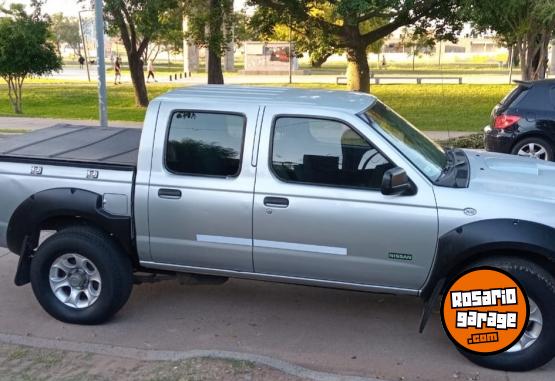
0;116;473;141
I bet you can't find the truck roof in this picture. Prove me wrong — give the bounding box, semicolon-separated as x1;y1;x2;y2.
156;85;376;114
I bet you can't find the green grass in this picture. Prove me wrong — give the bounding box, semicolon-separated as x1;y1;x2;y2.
0;82;513;131
257;83;512;132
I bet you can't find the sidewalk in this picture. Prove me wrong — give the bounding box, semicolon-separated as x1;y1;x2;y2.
0;116;473;141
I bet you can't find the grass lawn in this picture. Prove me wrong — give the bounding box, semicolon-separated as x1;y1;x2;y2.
0;82;513;131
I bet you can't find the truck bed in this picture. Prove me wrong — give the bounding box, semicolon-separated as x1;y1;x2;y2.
0;124;141;168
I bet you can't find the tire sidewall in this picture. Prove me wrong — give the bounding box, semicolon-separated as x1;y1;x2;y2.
30;231;128;324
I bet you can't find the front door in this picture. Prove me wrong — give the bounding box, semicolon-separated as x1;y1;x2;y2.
253;110;438;290
148;104;259;271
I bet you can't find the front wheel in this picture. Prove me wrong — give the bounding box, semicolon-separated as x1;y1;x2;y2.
456;257;555;371
30;227;133;324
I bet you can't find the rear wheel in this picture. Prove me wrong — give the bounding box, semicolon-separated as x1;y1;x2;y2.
30;227;133;324
456;257;555;371
511;137;553;161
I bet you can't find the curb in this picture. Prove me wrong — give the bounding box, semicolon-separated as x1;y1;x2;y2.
0;332;382;381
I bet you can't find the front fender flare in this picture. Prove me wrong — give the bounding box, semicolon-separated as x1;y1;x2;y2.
420;219;555;300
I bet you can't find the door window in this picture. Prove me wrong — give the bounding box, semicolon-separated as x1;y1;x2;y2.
271;117;393;189
165;111;246;177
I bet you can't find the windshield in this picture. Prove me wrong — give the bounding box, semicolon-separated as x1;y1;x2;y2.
362;101;447;181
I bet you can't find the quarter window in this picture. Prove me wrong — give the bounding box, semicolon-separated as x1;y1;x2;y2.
271;117;393;189
166;111;245;177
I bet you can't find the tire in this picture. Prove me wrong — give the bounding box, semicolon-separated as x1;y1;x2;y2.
511;137;553;161
30;226;133;325
455;257;555;371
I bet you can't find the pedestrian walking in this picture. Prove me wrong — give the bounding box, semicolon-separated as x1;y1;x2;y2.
114;57;122;85
78;55;85;69
147;59;157;83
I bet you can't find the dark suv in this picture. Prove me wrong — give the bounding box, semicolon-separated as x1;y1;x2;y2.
484;79;555;161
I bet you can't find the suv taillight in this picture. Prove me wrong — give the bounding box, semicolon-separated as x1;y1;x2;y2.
494;114;521;129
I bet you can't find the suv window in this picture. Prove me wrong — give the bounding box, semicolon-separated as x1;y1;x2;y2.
271;117;393;189
166;111;245;177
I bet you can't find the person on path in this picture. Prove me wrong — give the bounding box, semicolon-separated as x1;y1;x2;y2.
78;55;85;69
114;57;122;85
147;59;157;83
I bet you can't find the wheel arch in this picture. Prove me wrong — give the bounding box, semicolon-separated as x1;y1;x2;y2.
7;188;136;261
420;219;555;300
511;132;554;153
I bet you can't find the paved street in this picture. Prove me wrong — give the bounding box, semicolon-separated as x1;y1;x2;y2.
0;251;553;381
51;66;520;85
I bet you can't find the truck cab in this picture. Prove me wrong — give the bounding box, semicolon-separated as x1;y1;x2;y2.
136;86;438;293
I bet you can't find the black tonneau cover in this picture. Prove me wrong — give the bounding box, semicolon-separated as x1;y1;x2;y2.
0;124;141;167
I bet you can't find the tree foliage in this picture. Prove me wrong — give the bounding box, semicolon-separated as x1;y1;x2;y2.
464;0;555;80
399;27;436;71
248;0;464;92
49;13;81;56
0;3;62;113
102;0;180;107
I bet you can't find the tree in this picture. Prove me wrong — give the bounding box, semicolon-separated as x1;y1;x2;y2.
0;4;61;114
248;0;464;93
465;0;555;80
49;13;81;56
251;5;341;68
399;28;436;71
184;0;234;84
142;7;184;65
102;0;180;107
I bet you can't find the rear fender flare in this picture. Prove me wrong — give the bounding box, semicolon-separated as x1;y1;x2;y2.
7;188;134;256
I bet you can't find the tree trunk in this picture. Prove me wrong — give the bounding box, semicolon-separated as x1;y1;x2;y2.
207;0;224;85
346;46;370;93
207;48;224;84
128;53;149;107
6;76;23;114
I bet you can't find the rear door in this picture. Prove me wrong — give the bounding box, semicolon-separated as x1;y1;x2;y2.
147;102;260;271
252;107;438;290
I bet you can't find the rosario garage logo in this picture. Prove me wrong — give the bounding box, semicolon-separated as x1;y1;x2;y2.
441;267;529;354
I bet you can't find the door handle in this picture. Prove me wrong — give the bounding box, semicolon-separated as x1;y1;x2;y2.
264;196;289;208
158;188;182;199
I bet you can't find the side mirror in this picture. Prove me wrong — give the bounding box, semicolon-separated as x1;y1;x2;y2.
381;167;414;196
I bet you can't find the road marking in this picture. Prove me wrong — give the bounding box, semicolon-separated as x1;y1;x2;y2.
0;332;380;381
196;235;348;256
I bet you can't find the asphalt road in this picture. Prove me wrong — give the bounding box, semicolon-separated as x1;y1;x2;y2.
0;250;553;381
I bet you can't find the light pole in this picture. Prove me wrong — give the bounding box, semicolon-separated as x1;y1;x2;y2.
94;0;108;127
78;10;91;82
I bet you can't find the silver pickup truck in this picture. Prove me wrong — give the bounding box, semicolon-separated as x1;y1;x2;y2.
1;86;555;371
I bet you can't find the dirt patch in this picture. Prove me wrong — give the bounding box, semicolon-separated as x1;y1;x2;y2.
0;343;307;381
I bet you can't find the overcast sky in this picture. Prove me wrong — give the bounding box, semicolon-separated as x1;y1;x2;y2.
3;0;247;17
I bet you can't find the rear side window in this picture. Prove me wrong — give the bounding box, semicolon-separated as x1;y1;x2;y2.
165;111;245;177
500;85;528;108
271;117;393;190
